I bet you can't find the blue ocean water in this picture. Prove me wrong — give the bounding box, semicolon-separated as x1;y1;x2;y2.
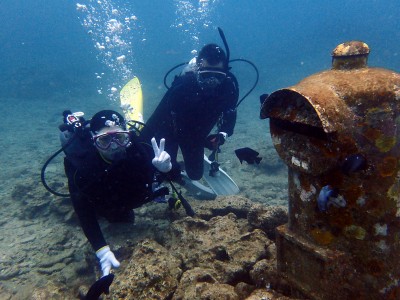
0;0;400;297
1;0;399;198
1;0;399;101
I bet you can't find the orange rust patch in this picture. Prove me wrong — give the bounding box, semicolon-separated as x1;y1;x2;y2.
378;156;398;177
363;127;381;141
310;228;334;245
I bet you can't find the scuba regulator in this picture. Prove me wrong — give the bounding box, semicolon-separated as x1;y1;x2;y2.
59;110;88;151
41;110;90;197
60;110;85;134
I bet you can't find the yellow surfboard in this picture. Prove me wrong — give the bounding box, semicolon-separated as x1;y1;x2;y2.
120;77;144;130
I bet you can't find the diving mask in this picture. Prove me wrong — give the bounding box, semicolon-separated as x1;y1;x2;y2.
93;131;131;150
197;68;227;90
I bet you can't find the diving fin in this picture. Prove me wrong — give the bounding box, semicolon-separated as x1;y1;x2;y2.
202;155;239;195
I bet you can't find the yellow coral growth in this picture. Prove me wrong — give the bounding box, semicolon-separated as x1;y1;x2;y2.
375;135;396;152
343;225;366;240
310;228;334;245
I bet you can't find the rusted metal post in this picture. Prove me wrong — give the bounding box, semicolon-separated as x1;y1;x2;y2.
261;41;400;300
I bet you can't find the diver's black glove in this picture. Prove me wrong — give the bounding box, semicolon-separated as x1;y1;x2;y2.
204;132;227;150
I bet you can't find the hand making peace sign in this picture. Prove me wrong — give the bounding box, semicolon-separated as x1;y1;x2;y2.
151;137;172;173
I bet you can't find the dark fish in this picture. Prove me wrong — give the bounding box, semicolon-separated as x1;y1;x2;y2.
341;153;367;174
235;147;262;164
317;185;346;212
85;274;114;300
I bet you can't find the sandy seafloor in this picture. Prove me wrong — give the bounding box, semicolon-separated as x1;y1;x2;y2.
0;81;288;298
1;0;400;297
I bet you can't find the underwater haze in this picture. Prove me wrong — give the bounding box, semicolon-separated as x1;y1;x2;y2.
0;0;400;298
1;0;400;100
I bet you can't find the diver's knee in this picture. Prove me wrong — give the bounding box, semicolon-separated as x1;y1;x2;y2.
185;167;203;181
169;163;182;181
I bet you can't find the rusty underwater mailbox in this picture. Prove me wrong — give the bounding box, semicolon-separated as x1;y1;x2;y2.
261;41;400;299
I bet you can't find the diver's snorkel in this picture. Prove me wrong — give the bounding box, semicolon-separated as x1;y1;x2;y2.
216;27;259;108
217;27;230;70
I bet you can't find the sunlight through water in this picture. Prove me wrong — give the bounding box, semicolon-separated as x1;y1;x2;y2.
76;1;144;101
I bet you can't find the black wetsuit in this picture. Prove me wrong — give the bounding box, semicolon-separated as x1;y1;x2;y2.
141;70;239;180
64;135;155;251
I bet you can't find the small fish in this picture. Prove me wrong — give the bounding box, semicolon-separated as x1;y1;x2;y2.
317;185;346;212
235;147;262;164
341;153;367;175
85;273;114;300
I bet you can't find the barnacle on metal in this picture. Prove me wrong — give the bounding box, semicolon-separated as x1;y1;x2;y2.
331;41;370;70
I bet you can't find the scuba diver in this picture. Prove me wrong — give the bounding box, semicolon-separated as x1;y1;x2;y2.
141;28;258;182
140;35;240;181
61;109;172;277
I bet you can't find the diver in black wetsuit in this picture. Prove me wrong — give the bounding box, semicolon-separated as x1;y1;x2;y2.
63;110;172;277
140;43;239;180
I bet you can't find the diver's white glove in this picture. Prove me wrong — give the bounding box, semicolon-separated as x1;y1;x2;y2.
151;137;172;173
96;245;120;277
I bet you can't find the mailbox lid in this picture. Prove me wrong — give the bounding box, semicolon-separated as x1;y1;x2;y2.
261;68;400;134
261;71;355;134
260;68;400;175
